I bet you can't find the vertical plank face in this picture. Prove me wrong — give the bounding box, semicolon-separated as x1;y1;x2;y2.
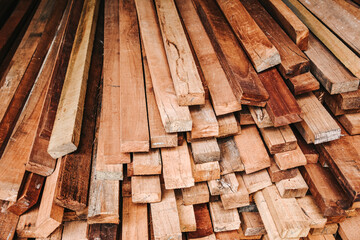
134;0;192;133
119;0;149;152
209;201;241;232
0;200;19;240
122;197;148;240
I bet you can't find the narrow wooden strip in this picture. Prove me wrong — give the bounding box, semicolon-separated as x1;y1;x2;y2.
209;201;241;232
187;204;214;239
234;126;270;174
220;174;249;210
295;92;341;144
175;190;197;232
193;0;269;107
338;113;360;135
122;197;148;239
297;195;327;229
16;203;39;238
135;0;192;132
324;92;360;116
286;72;320;95
293;126;319;163
62;220;87;240
242;0;310;78
181;182;209;205
216;113;240;138
238;107;255;126
335;88;360;110
216;0;280;72
259;125;297;154
48;0;100;158
191;152;221;183
283;0;360;78
310;223;338;236
242;170;272;194
191;138;220;164
0;200;19;239
88;224;118;240
249;106;274;128
175;0;242;115
275;169;308;198
218;137;244;175
240;212;266;236
132;150;162;175
131;175;161;203
268;158;298;182
274;144;307;170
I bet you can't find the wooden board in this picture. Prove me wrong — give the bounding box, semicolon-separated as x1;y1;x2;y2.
286;72;320;95
338;113;360;135
88;224;118;240
259;0;309;50
249;106;274;128
295;92;341;144
242;170;272;194
193;0;269;107
187;203;214;239
234;126;270;174
283;0;360;78
191;153;221;183
275;169;308;198
122;197;148;240
16;203;39;238
297;196;327;229
220;174;249;210
293;126;319;164
62;220;87;240
135;0;192;133
310;223;338;236
0;200;19;239
338;215;360;240
238;107;255;126
268;159;298;182
304;34;359;94
47;0;100;158
119;0;149;152
209;201;241;232
175;0;242;115
190;138;221;164
317;135;360;203
162;141;194;189
335;88;360;110
131;175;161;203
242;0;310;78
150;186;182;240
217;137;244;175
132;150;162;175
216;0;280;72
259;125;297;154
208;173;239;196
181;182;209;205
300;164;350;217
274;144;307;170
240;212;266;236
154;0;204;106
324;93;360;116
175;190;197;232
216;113;240;138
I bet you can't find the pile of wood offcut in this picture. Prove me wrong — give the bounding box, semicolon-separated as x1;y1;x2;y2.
0;0;359;239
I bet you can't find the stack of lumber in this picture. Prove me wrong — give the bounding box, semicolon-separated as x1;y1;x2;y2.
0;0;359;239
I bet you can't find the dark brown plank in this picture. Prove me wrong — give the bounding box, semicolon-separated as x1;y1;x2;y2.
187;203;213;239
286;72;320;95
88;224;118;240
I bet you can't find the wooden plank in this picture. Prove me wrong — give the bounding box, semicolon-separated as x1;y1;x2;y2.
220;174;249;210
181;182;209;205
268;159;298;182
175;0;242;115
249;106;273;128
304;34;359;94
188;99;219;139
26;0;84;176
242;0;310;78
298;0;360;55
7;173;45;216
150;187;182;240
335;88;360;110
0;0;57;153
187;204;214;239
193;0;269;107
191;152;221;182
175;190;197;232
310;223;338;235
218;137;244;175
275;169;308;198
36;225;63;240
34;160;64;238
47;0;100;158
238;107;255;126
62;220;87;240
240;212;266;236
132;150;162;175
135;0;191;133
217;113;240;138
119;0;149;152
317;135;360;203
262;185;310;238
324;92;360;116
88;224;118;240
0;200;19;239
131;175;161;203
259;0;309;50
208;173;239;196
154;0;204;106
305;233;335;240
242;170;272;194
300;164;350;217
295;92;341;144
16;203;39;238
274;144;307;170
259;125;297;154
258;68;302;127
293;127;319;164
215;231;240;240
122;197;148;240
286;72;320;95
283;0;360;78
234;126;271;174
338;113;360;135
338;215;360;240
209;201;241;232
297;196;327;229
162;141;194;189
215;0;280;72
190;138;220;164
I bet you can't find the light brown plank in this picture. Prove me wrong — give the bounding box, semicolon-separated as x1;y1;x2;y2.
209;201;241;232
338;112;360;135
240;212;266;236
131;175;161;203
259;125;297;154
273;144;307;170
132;150;162;175
190;138;221;164
216;113;240;138
297;196;327;229
175;190;197;232
275;169;308;198
122;197;148;240
0;200;18;239
208;173;239;196
242;170;272;194
181;182;209;205
191;153;221;183
217;137;244;175
220;174;249;210
62;220;87;240
268;158;298;182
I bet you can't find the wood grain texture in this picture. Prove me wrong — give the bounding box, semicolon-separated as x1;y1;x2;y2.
220;174;249;210
175;190;197;232
259;125;297;154
283;0;360;78
182;182;209;205
338;215;360;240
191;152;221;183
122;197;148;240
216;0;280;72
286;72;320;95
47;0;100;158
275;169;308;198
268;159;298;182
135;0;192;133
131;175;161;203
132;150;162;175
260;0;309;50
293;126;319;163
88;224;118;240
249;106;274;128
218;137;244;175
240;212;266;236
338;113;360;135
216;113;239;138
335;88;360;110
238;107;255;125
209;201;241;232
310;223;338;236
155;0;204;106
191;138;220;164
119;0;149;152
242;0;310;78
297;195;327;229
187;203;214;239
242;170;272;194
274;144;307;170
16;203;39;238
208;173;239;196
62;220;87;240
0;200;19;239
304;34;359;94
295;92;341;144
175;0;241;115
193;0;269;107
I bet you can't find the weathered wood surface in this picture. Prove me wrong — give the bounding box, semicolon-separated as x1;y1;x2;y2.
217;137;244;175
135;0;192;133
122;197;148;240
297;195;327;229
260;125;297;154
338;215;360;240
274;144;307;170
208;173;239;196
216;113;239;138
191;155;220;183
293;127;319;163
132;150;162;175
0;200;19;240
175;0;242;115
286;72;320;95
174;190;197;232
249;106;274;128
275;169;308;198
62;220;88;240
338;113;360;135
190;138;220;164
181;182;209;205
268;159;298;182
88;224;118;240
240;212;266;236
220;174;249;210
310;223;338;236
16;203;39;238
187;203;214;239
238;106;255;125
242;170;272;194
131;175;161;203
216;0;281;72
193;0;270;107
209;201;241;232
